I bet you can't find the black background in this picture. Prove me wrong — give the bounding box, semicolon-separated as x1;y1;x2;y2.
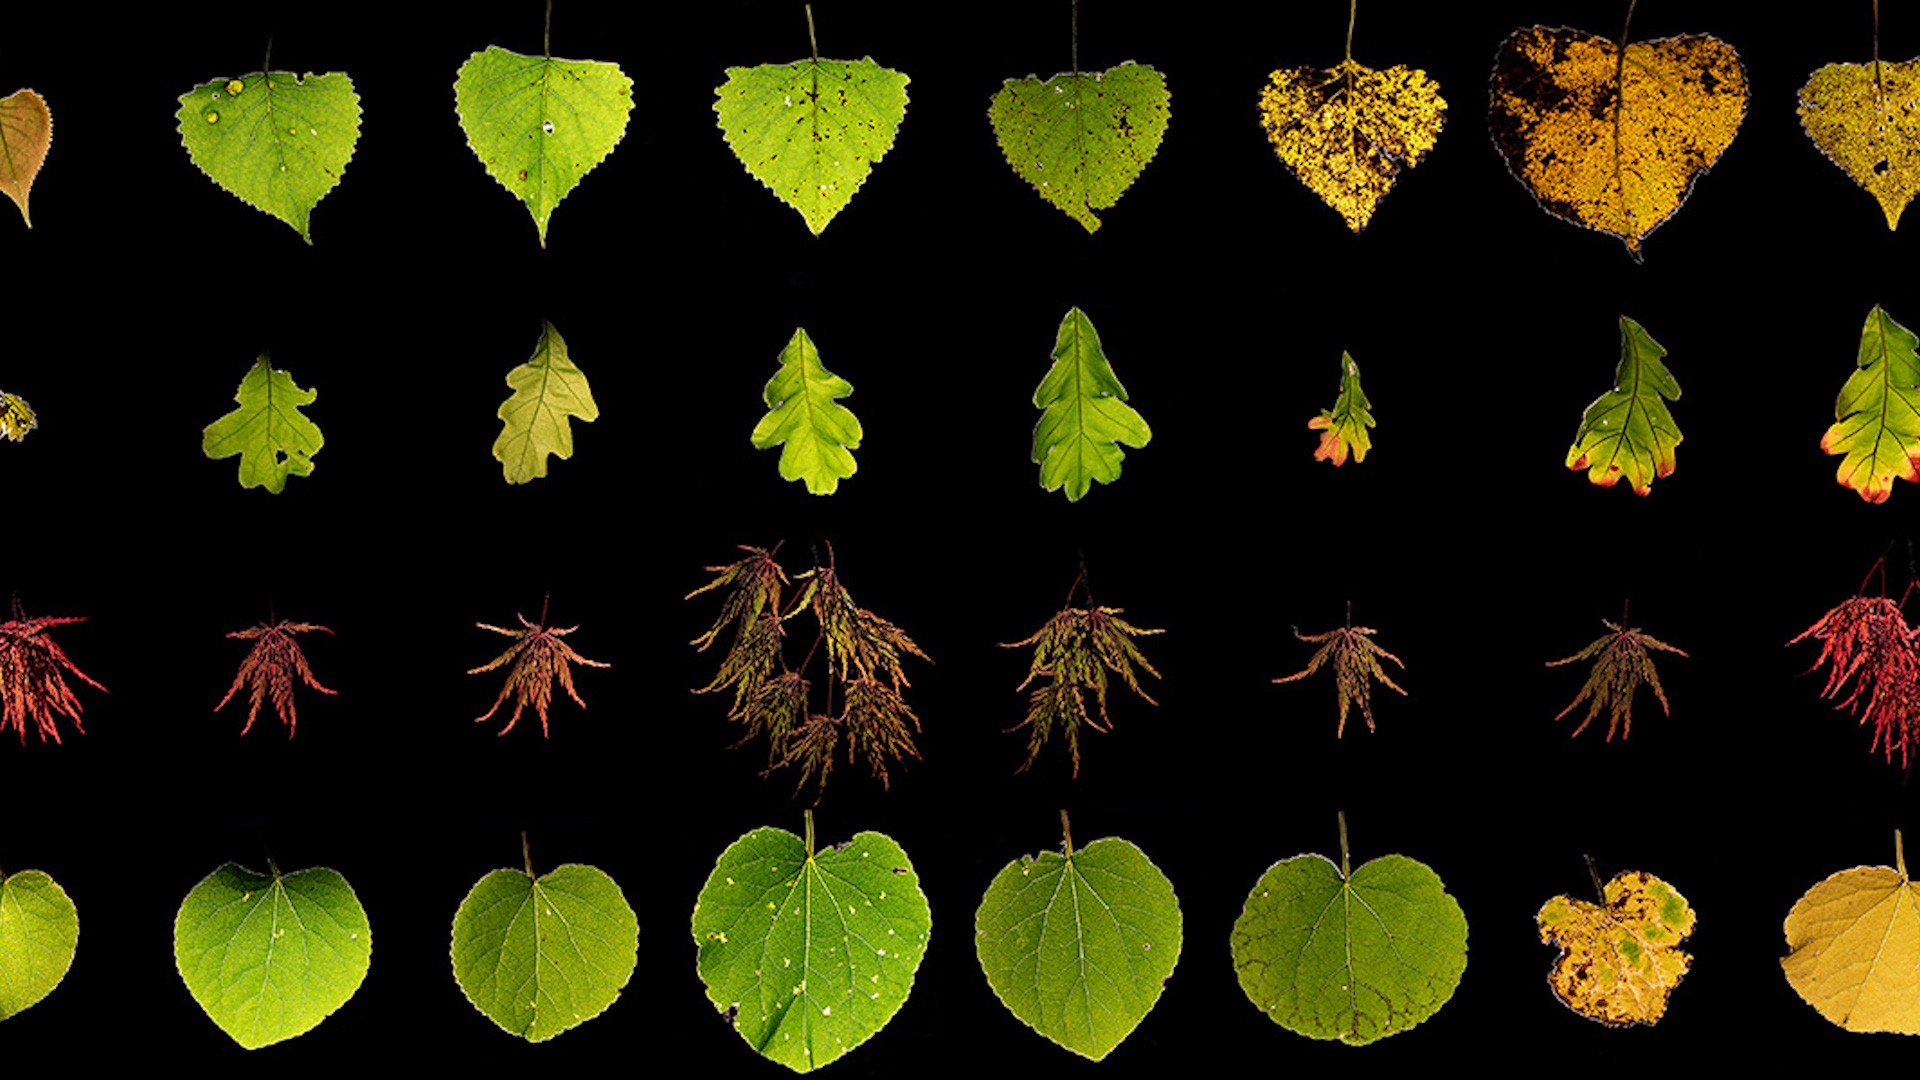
4;0;1919;1071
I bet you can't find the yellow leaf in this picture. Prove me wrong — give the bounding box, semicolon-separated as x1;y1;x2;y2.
1799;59;1920;229
1537;870;1695;1026
1489;26;1746;255
1257;59;1445;232
0;89;51;227
1782;832;1920;1033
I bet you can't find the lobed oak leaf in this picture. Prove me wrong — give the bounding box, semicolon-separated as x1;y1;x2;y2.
215;620;335;737
1822;305;1920;503
1274;611;1404;736
1548;618;1686;740
0;606;104;745
1308;352;1374;465
1567;317;1682;495
468;606;609;737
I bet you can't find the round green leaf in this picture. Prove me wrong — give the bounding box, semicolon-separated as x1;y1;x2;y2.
175;71;360;243
454;46;634;247
715;57;909;235
0;869;78;1020
692;824;930;1073
989;62;1171;232
974;835;1181;1060
1231;851;1467;1045
173;863;371;1049
450;863;638;1042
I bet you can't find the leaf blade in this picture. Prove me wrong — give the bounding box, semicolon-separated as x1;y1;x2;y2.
176;71;360;243
751;328;862;495
1823;304;1920;503
1799;59;1920;229
1032;307;1151;501
1566;317;1681;495
450;863;639;1042
0;89;51;227
1309;352;1374;465
989;62;1170;232
1258;58;1445;231
494;322;600;484
201;356;324;494
0;869;77;1020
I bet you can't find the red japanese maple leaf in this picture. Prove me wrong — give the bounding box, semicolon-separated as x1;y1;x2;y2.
0;607;106;744
469;606;609;736
216;620;336;736
1792;563;1920;766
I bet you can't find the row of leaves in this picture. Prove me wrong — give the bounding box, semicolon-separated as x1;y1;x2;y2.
0;3;1915;250
7;303;1920;504
4;814;1916;1065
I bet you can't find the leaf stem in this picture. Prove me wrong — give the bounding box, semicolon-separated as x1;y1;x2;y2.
1346;0;1357;63
263;36;274;74
522;829;534;877
804;808;816;859
1337;810;1350;879
1874;0;1883;92
544;0;554;58
1899;828;1908;879
1060;809;1075;858
805;3;819;63
1584;853;1606;902
1071;0;1080;76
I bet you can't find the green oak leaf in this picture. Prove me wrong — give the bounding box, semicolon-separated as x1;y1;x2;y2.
0;869;78;1021
1566;316;1682;495
974;824;1181;1060
494;321;599;484
454;46;634;246
450;862;639;1042
173;862;371;1050
692;815;930;1073
176;71;360;243
1822;304;1920;503
1033;307;1151;501
202;355;324;494
715;56;909;234
1309;351;1374;465
751;327;862;495
1231;845;1467;1045
989;62;1171;232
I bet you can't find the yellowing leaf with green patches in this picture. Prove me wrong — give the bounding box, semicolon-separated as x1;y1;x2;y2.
454;45;634;246
0;89;51;227
494;322;599;484
1033;307;1151;501
1783;832;1920;1033
1800;57;1920;229
1538;870;1695;1026
1309;352;1373;464
176;71;360;243
1258;58;1444;231
202;356;324;494
989;61;1170;232
0;392;35;442
751;328;861;495
1567;317;1681;495
0;869;77;1021
1823;304;1920;503
715;54;909;234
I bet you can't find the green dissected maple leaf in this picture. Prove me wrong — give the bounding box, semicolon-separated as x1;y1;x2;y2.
216;620;335;736
1004;572;1161;776
0;391;35;441
469;601;609;737
689;543;928;800
1309;352;1374;465
1549;617;1686;740
0;602;104;744
1274;606;1405;735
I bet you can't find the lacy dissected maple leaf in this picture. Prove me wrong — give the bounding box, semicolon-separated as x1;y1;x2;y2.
469;604;609;737
1548;618;1686;740
0;606;104;744
1792;568;1920;766
1274;609;1404;736
216;620;335;736
1005;587;1162;776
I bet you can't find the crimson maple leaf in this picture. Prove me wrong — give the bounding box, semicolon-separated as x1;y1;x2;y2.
469;604;609;736
216;620;336;736
0;604;106;744
1792;565;1920;765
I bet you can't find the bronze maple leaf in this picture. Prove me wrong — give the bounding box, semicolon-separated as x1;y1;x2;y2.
1005;603;1162;776
1274;608;1406;736
469;606;610;736
216;620;336;736
0;606;105;744
1549;619;1687;740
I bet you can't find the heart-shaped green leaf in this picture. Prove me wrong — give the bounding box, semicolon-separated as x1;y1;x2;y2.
450;862;638;1041
176;71;360;243
0;869;78;1020
989;62;1170;232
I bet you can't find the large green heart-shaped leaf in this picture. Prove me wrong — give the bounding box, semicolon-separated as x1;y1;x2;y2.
989;62;1170;232
174;862;371;1049
176;70;360;243
450;862;638;1041
692;817;930;1072
0;869;78;1020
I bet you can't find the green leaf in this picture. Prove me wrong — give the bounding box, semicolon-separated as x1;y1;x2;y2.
974;827;1181;1060
692;816;930;1072
715;56;909;234
1822;304;1920;503
494;321;599;484
1230;847;1467;1045
173;862;371;1050
988;62;1171;232
0;869;77;1021
450;863;639;1042
454;46;634;246
1309;352;1374;465
1033;307;1151;501
202;356;324;494
1566;316;1682;495
176;71;360;243
751;327;862;495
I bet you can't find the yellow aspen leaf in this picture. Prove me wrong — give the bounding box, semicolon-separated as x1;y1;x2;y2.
1489;25;1746;256
1800;59;1920;229
0;392;35;442
1537;870;1696;1027
1782;831;1920;1034
1258;59;1444;231
0;89;50;227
